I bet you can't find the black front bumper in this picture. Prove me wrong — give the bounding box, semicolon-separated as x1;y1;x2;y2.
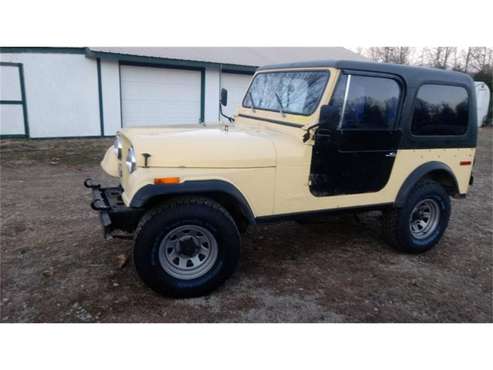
84;178;144;239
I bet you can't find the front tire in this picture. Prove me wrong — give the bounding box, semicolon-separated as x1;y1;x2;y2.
383;180;451;253
134;197;240;298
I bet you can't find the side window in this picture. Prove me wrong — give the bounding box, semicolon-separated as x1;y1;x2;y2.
412;84;469;136
320;74;347;127
341;75;401;130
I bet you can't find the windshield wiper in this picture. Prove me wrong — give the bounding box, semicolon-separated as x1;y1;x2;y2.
274;92;285;117
248;91;256;113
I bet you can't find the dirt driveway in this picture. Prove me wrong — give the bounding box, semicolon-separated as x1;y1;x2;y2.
1;130;492;323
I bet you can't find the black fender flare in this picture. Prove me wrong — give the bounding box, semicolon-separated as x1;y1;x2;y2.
130;180;256;224
394;161;459;207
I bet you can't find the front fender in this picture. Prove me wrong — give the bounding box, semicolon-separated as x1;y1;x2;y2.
129;180;256;224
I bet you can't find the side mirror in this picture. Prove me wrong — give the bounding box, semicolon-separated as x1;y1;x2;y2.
220;88;228;106
319;104;341;131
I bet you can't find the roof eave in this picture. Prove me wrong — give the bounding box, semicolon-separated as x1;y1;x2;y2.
85;49;257;73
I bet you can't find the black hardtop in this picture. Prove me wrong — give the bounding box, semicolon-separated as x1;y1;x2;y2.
259;59;477;149
258;59;474;88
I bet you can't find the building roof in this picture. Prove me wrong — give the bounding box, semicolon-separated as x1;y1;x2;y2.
1;47;367;73
88;47;367;69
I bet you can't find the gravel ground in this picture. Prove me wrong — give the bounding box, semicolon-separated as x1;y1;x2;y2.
1;130;492;323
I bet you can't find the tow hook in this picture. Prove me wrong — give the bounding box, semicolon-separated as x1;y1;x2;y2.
84;178;100;189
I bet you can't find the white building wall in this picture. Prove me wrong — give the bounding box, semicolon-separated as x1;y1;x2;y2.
220;72;252;118
100;60;121;136
0;53;101;138
1;51;258;137
204;66;220;123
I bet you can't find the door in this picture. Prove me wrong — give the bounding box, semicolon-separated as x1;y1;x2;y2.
120;65;202;127
309;73;402;197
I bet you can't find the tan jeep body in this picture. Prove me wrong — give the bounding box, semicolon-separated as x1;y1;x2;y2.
87;59;477;297
101;66;475;219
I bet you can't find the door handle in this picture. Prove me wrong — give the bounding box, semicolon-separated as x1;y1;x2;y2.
385;152;396;158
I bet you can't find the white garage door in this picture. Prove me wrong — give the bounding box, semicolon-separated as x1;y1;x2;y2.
0;64;26;136
120;65;202;127
221;72;253;118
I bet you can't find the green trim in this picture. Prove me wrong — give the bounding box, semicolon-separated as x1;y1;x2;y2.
18;64;30;137
13;135;112;140
0;47;86;54
120;60;204;72
96;58;105;136
200;69;206;123
221;68;255;76
87;49;257;74
0;62;22;67
0;62;29;138
0;134;27;139
118;62;123;128
0;100;23;104
1;134;117;140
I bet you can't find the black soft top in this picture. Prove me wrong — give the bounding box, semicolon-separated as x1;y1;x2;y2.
258;59;474;88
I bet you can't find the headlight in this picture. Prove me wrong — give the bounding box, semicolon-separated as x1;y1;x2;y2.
113;136;122;160
126;146;137;173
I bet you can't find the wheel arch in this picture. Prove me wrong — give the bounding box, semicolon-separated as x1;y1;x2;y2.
395;161;460;207
130;180;256;229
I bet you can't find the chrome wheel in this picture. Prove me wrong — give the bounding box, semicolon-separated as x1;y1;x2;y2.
158;225;218;280
409;199;440;239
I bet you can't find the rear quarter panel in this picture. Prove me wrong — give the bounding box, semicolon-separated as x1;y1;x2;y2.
272;147;475;215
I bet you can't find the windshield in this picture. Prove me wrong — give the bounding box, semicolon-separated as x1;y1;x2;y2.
242;70;330;116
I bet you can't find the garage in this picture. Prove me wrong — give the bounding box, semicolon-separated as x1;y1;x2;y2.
1;47;368;137
0;63;28;137
221;72;253;117
120;64;203;127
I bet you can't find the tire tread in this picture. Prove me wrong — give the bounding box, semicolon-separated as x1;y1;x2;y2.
133;196;240;298
135;196;236;242
383;179;449;253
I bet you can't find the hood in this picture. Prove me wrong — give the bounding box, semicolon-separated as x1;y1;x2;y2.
119;124;277;168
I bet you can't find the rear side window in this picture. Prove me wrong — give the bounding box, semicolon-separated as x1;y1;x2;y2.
340;75;401;130
412;84;469;135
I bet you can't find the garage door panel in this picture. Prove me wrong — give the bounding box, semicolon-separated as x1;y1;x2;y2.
123;81;200;100
123;67;198;82
221;73;252;118
121;65;202;127
124;100;201;125
124;77;201;87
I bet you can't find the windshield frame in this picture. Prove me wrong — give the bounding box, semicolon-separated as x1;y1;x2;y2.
241;69;331;117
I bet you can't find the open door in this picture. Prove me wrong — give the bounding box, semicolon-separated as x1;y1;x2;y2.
310;73;403;197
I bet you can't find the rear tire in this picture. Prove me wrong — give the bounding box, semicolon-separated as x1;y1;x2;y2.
383;180;450;253
134;197;240;298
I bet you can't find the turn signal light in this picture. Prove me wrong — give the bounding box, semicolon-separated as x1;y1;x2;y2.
460;160;472;166
154;177;180;185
